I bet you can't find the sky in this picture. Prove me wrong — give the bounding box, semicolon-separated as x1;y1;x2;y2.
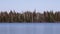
0;0;60;13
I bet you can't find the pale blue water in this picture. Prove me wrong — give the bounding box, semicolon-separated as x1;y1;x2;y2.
0;23;60;34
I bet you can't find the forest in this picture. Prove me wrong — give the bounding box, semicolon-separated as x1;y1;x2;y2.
0;10;60;23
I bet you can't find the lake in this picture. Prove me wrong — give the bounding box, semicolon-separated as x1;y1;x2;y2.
0;23;60;34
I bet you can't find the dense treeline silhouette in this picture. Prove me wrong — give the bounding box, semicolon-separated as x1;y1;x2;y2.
0;10;60;23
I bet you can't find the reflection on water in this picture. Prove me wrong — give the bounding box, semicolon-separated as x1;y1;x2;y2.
0;23;60;34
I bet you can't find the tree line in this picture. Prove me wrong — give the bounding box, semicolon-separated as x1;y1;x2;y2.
0;10;60;23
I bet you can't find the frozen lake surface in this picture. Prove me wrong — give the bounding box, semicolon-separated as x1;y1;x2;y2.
0;23;60;34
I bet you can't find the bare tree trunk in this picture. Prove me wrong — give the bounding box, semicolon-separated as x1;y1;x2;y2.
32;13;33;22
24;14;25;22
